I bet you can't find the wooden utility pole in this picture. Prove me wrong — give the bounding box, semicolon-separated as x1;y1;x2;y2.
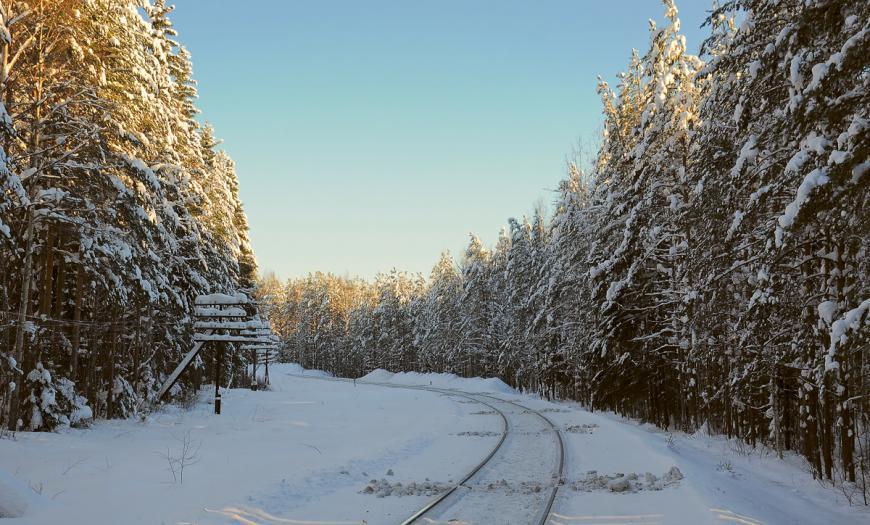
214;340;223;414
152;294;278;415
250;345;258;391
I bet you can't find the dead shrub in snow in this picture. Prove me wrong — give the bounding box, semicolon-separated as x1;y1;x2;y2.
158;429;201;484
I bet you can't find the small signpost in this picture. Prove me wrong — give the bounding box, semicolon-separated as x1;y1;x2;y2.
155;293;279;415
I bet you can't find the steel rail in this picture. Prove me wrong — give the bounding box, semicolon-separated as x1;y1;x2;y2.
286;373;563;525
285;373;511;524
396;390;508;525
473;393;565;525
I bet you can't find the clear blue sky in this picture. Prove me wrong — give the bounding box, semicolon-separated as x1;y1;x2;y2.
169;1;711;280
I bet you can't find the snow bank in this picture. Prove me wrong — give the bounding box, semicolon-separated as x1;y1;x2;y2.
0;366;496;525
0;467;48;518
360;369;516;395
279;362;333;378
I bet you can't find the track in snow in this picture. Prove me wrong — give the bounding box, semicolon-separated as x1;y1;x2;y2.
287;373;564;525
402;392;564;525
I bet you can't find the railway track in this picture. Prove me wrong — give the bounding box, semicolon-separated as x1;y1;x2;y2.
467;392;565;525
287;373;564;525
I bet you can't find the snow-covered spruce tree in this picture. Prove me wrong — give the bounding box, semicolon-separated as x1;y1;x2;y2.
583;52;648;415
1;0;119;428
22;362;65;431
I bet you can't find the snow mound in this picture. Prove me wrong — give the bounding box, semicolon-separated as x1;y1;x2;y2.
360;369;516;394
360;369;395;383
278;363;333;378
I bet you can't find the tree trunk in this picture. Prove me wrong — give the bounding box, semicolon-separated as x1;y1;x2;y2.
106;311;117;419
8;0;46;431
770;364;783;459
38;224;54;317
840;364;855;483
70;265;83;379
822;374;834;480
8;211;34;431
52;232;65;320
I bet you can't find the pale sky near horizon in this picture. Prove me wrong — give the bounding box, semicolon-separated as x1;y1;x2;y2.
169;1;711;281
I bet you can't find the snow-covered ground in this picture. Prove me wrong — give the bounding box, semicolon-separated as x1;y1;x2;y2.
1;364;866;524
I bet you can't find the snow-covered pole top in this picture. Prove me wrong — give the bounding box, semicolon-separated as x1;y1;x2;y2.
193;333;278;343
193;320;269;330
195;292;249;306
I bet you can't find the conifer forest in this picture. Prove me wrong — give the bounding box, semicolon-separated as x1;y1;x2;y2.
0;0;868;523
262;0;869;494
0;0;256;430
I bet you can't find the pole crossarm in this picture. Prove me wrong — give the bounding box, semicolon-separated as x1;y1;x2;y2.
194;320;268;330
193;333;276;343
194;306;248;318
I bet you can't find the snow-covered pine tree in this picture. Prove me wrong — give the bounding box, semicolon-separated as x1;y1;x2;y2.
414;251;461;373
457;235;492;377
696;0;868;479
544;164;596;402
0;0;257;429
584;1;704;426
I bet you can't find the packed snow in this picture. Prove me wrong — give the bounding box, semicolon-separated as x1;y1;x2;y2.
0;364;866;524
0;364;498;524
360;369;516;395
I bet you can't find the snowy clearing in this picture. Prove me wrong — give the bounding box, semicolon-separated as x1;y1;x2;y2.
0;364;499;524
1;364;867;524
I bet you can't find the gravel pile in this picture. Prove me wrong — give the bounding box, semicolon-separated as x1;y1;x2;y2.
360;478;452;498
568;467;683;493
480;479;547;494
565;423;599;434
